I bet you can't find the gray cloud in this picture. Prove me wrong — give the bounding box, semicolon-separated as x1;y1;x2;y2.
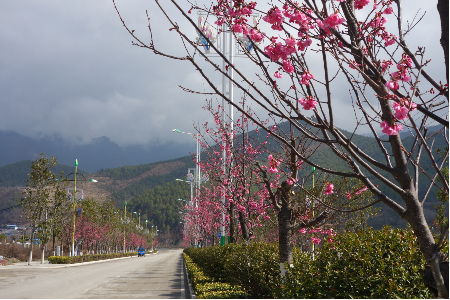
0;0;446;147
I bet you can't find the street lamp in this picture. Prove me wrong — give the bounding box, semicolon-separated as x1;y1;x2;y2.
172;129;203;193
133;212;141;233
123;201;127;253
65;159;98;257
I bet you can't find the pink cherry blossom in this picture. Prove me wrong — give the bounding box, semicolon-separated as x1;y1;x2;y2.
282;60;295;73
300;70;314;85
392;99;417;120
383;7;394;14
354;0;371;10
249;29;264;42
299;228;307;233
345;192;352;199
324;183;334;195
274;71;283;78
385;80;399;91
355;185;368;195
285;37;297;47
297;38;312;51
298;96;318;110
311;237;321;244
393;103;409;120
262;7;284;31
323;13;345;30
384;35;397;46
380;120;403;135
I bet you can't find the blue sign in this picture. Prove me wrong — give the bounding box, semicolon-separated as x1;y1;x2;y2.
217;232;221;237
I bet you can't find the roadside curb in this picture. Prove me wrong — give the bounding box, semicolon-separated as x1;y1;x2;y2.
183;255;196;299
2;255;138;269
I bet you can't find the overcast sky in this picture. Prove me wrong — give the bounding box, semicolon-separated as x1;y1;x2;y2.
0;0;446;147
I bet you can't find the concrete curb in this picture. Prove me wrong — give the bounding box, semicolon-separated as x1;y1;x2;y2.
2;255;138;269
183;255;196;299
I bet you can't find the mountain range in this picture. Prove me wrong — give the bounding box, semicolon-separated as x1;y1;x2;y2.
0;123;446;240
0;130;197;172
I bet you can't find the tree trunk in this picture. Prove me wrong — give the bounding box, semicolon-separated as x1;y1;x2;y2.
404;196;449;298
28;226;35;266
229;203;237;243
238;211;250;242
437;0;449;84
41;243;45;264
278;191;293;277
52;232;56;256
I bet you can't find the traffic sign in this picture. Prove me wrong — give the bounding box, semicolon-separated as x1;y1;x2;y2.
217;232;221;237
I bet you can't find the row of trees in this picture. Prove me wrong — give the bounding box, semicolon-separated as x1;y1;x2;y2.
115;0;448;297
20;154;156;264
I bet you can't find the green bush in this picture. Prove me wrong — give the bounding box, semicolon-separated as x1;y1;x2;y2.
282;226;433;299
185;243;280;298
223;243;280;298
183;253;249;299
185;227;439;298
48;252;137;264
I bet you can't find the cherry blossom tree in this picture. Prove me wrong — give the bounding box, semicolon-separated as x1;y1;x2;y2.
114;0;448;296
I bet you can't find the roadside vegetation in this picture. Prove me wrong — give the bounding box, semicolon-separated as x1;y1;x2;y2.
184;226;447;298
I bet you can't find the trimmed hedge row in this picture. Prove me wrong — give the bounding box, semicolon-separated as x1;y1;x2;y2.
185;243;281;298
48;252;137;264
184;227;440;298
282;227;435;299
183;252;249;299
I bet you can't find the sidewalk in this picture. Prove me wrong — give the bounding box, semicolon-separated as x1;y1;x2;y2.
2;251;159;269
1;255;137;269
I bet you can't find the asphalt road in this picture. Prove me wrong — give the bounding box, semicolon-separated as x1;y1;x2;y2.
0;249;187;299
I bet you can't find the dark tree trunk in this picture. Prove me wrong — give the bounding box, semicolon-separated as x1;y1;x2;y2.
277;183;294;277
278;202;293;267
437;0;449;83
52;232;56;256
229;202;237;243
238;211;250;242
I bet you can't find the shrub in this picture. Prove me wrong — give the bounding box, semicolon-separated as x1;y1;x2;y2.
282;226;434;299
48;252;137;264
185;227;439;298
183;252;249;299
185;243;280;298
0;244;49;262
223;243;280;298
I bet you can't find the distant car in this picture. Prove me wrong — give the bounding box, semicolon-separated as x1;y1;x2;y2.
137;247;146;257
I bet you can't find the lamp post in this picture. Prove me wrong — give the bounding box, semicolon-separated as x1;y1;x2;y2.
72;159;78;256
151;225;154;251
171;129;203;194
196;13;259;247
133;212;141;232
123;201;127;253
312;166;316;260
64;159;98;256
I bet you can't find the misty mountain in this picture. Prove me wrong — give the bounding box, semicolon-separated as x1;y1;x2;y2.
0;130;197;172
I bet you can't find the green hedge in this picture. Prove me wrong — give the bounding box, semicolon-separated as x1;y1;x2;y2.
184;227;440;298
185;243;280;298
281;227;434;299
48;252;137;264
183;252;249;299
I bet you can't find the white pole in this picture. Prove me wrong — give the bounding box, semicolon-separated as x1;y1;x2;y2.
220;23;227;245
